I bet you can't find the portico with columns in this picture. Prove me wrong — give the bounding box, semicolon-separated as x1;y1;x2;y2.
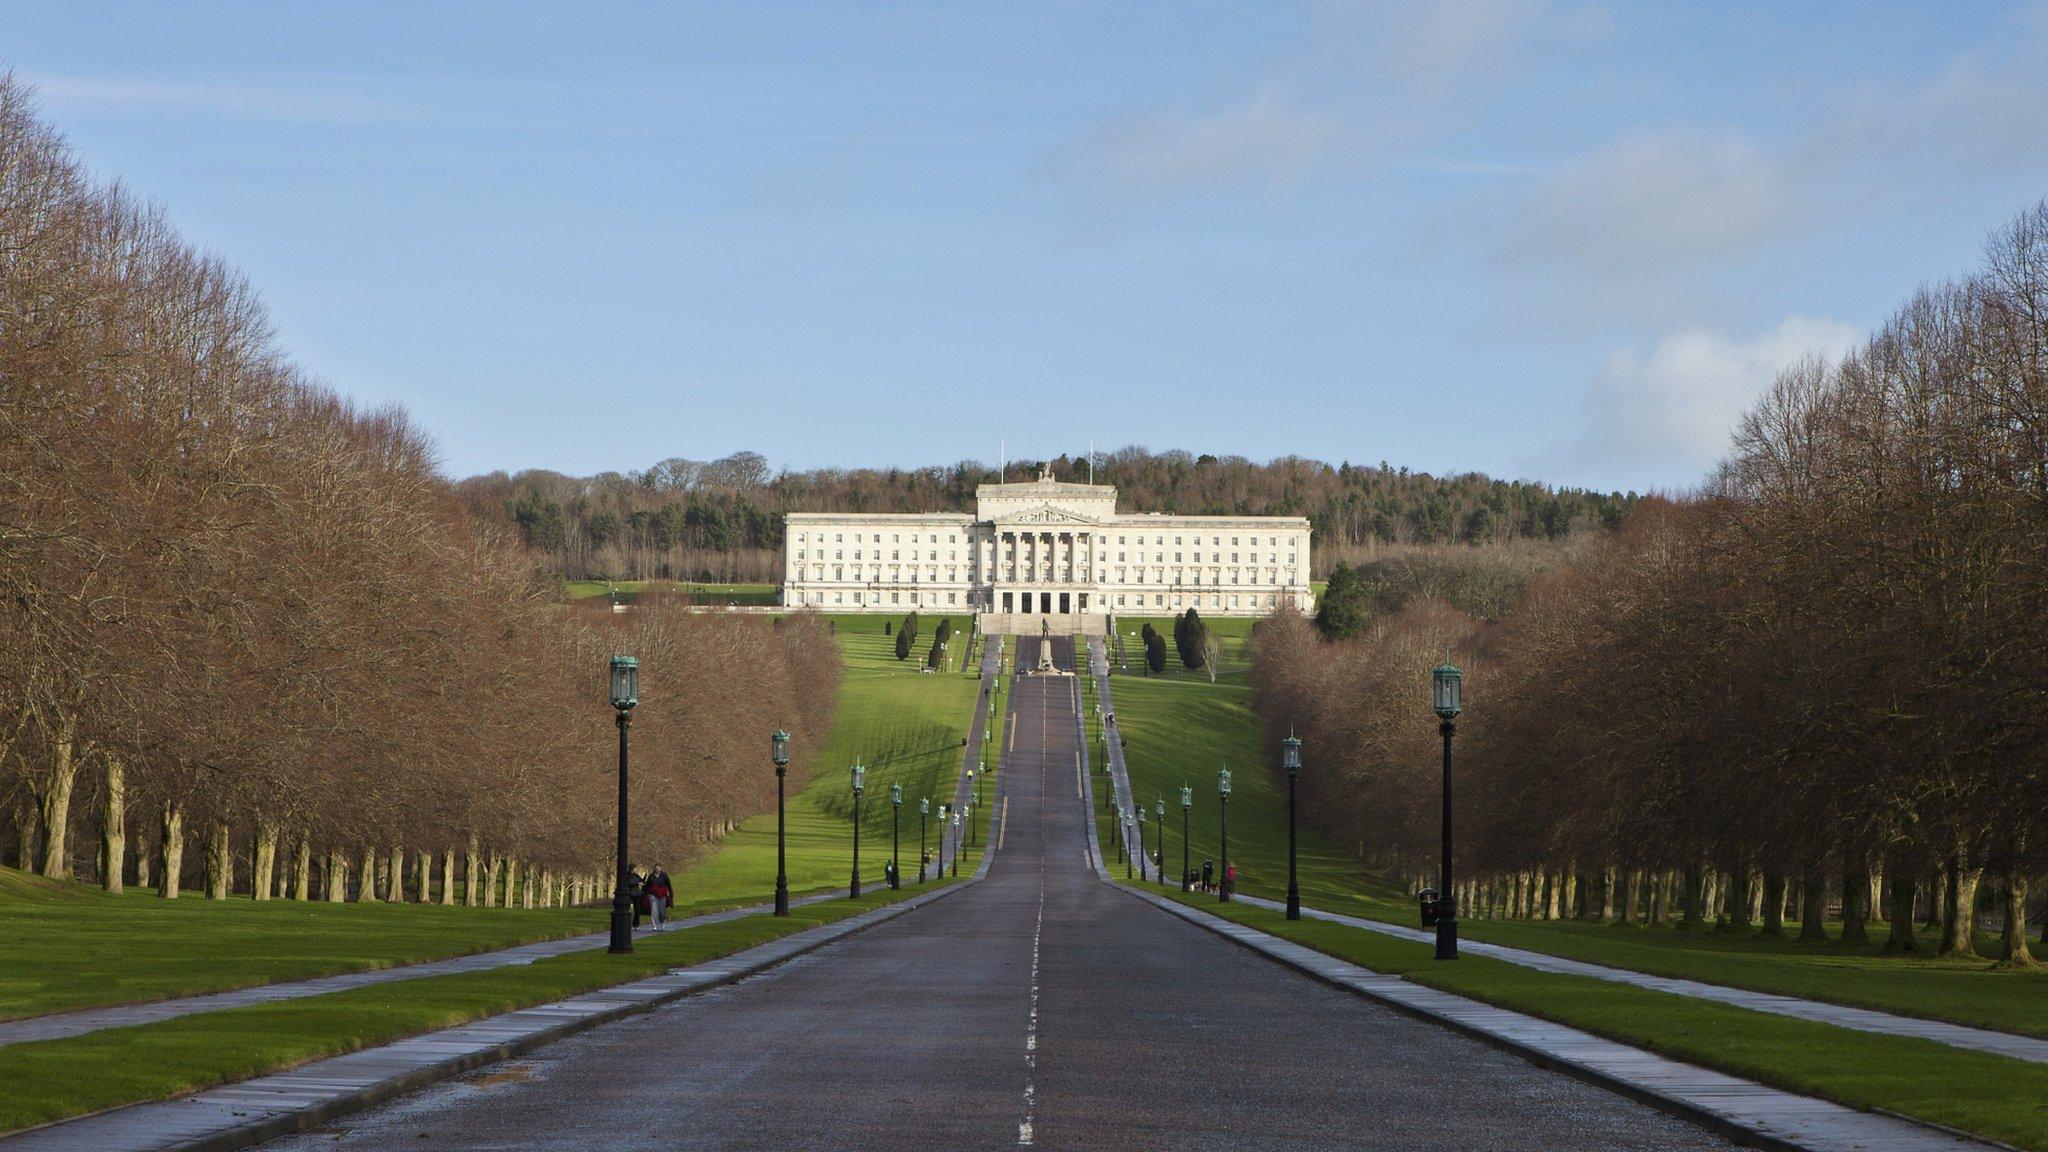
781;465;1312;629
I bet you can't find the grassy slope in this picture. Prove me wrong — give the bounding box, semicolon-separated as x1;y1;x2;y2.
0;885;936;1134
1179;896;2048;1152
683;614;985;895
1099;656;1382;907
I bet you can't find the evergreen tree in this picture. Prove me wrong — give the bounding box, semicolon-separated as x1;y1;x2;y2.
1314;561;1374;639
1142;624;1167;674
895;626;912;661
1177;607;1208;670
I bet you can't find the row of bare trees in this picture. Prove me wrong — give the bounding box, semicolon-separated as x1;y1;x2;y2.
1253;200;2048;962
0;76;839;905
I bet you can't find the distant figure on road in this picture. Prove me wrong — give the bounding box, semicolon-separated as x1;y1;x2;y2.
1201;859;1214;893
646;866;673;929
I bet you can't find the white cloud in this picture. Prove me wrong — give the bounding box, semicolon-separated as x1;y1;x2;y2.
1506;130;1796;307
1377;0;1549;101
1557;316;1863;486
1055;91;1337;202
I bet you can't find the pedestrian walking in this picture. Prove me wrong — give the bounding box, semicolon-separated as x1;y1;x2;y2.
1201;859;1214;893
646;866;673;929
625;868;646;928
1223;862;1237;899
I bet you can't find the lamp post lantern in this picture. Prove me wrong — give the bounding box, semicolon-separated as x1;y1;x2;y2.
1283;731;1302;920
918;798;929;882
890;783;902;889
607;655;638;954
1154;798;1166;886
772;730;791;916
850;762;865;899
1179;786;1192;891
1217;768;1233;903
1433;661;1463;960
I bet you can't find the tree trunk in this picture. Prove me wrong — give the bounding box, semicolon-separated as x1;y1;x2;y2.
202;820;230;900
1799;860;1829;941
1600;866;1617;921
1940;849;1980;957
1999;867;2033;966
465;837;482;907
1883;872;1920;953
292;839;312;900
136;832;152;890
441;849;457;906
1678;865;1703;928
418;849;434;903
1649;871;1667;924
357;845;380;902
1841;850;1870;943
1760;870;1787;936
99;754;125;894
253;820;278;902
158;801;185;898
1725;865;1754;929
387;844;405;903
1922;866;1944;931
1544;870;1562;920
34;712;80;879
325;850;348;901
522;862;535;909
1562;866;1578;918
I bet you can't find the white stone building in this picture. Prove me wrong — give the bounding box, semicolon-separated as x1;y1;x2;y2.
780;468;1312;630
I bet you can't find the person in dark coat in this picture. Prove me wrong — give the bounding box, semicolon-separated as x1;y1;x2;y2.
624;869;645;927
1200;859;1214;893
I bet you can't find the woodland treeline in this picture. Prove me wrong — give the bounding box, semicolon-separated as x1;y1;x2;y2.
0;77;839;905
459;449;1635;584
1254;200;2048;962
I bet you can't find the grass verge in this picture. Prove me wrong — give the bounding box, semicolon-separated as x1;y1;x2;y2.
0;884;941;1135
1168;893;2048;1152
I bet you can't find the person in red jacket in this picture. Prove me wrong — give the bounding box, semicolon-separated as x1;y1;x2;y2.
645;866;674;929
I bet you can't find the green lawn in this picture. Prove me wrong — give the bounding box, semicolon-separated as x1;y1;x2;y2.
672;613;986;901
1175;895;2048;1152
1107;614;1258;684
0;868;605;1023
562;580;777;605
0;885;939;1134
1097;663;1381;907
1340;890;2048;1041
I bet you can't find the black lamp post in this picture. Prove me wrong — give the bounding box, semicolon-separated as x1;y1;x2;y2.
975;760;984;807
1154;798;1166;886
607;655;638;954
1180;786;1192;891
850;762;865;899
1115;806;1125;863
890;783;902;889
918;798;929;882
1284;731;1302;920
1124;806;1133;879
950;811;960;877
1217;768;1233;903
772;729;791;916
1433;660;1463;960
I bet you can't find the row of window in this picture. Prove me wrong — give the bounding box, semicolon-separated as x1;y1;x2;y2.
790;567;1300;586
784;588;1291;611
791;530;1304;549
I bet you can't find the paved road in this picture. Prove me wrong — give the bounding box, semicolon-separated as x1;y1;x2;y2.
267;638;1726;1151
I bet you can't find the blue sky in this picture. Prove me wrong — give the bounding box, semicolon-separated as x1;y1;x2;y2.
10;2;2048;491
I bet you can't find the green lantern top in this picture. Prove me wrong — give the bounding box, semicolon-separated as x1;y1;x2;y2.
1217;768;1232;797
1282;731;1302;775
1432;662;1464;720
771;729;790;767
608;654;638;710
890;782;902;805
850;762;865;794
1180;785;1193;809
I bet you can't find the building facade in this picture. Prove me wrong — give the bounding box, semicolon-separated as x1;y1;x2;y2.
781;468;1313;623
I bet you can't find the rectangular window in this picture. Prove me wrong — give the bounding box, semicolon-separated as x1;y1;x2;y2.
835;592;844;604
853;592;863;604
892;592;900;604
948;592;957;605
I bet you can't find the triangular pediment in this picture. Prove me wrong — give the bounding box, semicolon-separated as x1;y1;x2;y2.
998;503;1102;526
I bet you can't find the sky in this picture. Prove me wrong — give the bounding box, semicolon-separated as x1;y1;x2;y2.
9;2;2048;493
